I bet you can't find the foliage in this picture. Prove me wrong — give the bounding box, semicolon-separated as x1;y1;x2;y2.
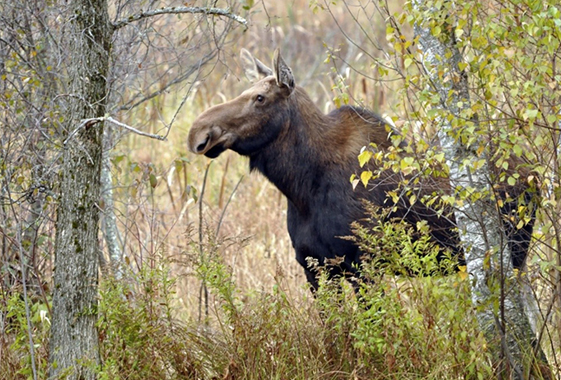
76;217;492;379
364;0;560;236
349;205;458;276
314;211;491;379
185;210;493;379
340;0;560;373
0;292;50;380
97;266;209;380
2;245;491;380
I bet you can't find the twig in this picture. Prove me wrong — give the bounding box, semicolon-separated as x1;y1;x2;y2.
114;51;215;113
216;175;244;237
198;162;212;324
166;59;204;139
112;6;248;31
64;116;166;145
3;183;38;380
16;233;38;380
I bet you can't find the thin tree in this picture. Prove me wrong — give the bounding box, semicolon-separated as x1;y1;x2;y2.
412;1;548;377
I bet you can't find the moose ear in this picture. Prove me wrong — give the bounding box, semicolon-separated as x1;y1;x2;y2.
240;48;273;82
273;49;295;95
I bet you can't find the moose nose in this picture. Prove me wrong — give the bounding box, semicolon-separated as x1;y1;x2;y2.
191;133;210;154
196;134;209;153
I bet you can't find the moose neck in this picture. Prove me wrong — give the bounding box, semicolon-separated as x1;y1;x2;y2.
248;88;350;215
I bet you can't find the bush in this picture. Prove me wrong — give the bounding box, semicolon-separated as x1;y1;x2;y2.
0;291;50;380
1;219;495;380
97;265;211;380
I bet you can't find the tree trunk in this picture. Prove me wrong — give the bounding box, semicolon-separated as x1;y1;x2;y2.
412;1;546;378
101;127;123;279
48;0;112;378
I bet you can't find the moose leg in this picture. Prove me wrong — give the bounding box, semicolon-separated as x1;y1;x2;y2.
303;268;320;293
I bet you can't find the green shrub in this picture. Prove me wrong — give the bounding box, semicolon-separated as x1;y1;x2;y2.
310;209;494;379
97;266;208;380
0;291;50;380
1;217;495;380
195;213;494;379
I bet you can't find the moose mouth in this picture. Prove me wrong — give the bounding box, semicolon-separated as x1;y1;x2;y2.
190;126;230;158
204;144;226;158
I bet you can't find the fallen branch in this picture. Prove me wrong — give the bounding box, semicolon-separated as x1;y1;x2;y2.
64;116;166;145
112;6;248;31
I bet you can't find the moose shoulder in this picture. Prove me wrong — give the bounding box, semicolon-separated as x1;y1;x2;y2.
188;49;535;290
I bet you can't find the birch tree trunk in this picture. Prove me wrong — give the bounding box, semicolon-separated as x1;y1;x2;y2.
48;0;112;378
101;127;123;279
412;1;547;378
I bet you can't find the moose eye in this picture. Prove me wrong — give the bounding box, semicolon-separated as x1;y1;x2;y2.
255;95;265;103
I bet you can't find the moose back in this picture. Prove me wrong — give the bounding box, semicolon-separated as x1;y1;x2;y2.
188;49;534;290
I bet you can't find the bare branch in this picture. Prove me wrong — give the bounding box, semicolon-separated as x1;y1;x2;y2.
64;116;166;145
105;117;167;140
114;50;216;113
112;6;248;31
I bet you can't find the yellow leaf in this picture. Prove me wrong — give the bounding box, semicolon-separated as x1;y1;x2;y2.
409;193;417;205
387;191;399;204
360;171;373;187
358;150;373;168
457;265;468;281
432;25;441;37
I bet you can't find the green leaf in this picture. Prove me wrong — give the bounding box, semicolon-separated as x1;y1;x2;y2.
112;155;125;165
547;114;558;124
523;109;539;120
432;25;442;37
404;58;413;68
149;174;158;188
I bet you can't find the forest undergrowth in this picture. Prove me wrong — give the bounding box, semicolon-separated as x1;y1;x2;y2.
1;205;496;379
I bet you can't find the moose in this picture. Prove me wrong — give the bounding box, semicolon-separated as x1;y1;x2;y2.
188;49;535;291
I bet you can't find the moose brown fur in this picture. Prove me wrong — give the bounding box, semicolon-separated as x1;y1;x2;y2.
188;49;535;290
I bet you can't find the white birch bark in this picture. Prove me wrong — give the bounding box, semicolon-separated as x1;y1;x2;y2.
101;127;123;279
413;1;544;377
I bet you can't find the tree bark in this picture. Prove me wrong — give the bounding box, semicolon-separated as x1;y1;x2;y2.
412;1;545;378
48;0;112;378
101;127;123;279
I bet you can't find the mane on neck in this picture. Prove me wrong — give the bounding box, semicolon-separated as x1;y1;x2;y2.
249;87;391;213
289;88;392;165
